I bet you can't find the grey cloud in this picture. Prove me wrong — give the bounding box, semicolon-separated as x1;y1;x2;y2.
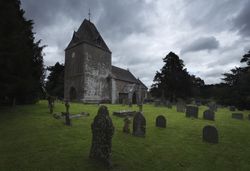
233;1;250;37
181;36;219;54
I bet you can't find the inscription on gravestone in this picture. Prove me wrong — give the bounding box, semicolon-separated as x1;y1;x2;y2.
202;125;218;144
133;112;146;137
156;115;166;128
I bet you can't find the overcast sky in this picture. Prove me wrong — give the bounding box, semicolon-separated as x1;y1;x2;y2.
21;0;250;87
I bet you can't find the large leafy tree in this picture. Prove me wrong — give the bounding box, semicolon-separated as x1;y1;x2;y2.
45;62;64;99
150;52;202;102
222;50;250;109
0;0;45;105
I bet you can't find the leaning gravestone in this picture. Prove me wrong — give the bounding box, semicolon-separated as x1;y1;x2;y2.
133;112;146;137
89;106;115;167
186;105;199;118
232;113;243;120
156;115;166;128
203;109;215;121
229;106;236;111
123;116;131;133
202;125;218;144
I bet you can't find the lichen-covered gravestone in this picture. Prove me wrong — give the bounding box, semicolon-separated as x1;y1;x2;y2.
186;105;198;118
232;113;243;120
133;112;146;137
202;125;218;144
156;115;166;128
65;101;71;126
123;117;131;133
89;106;114;167
203;109;215;121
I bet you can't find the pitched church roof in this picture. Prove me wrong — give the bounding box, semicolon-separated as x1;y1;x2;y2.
66;19;111;52
111;66;148;89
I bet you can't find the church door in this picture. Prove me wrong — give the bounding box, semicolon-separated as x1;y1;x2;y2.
69;87;77;101
132;92;137;104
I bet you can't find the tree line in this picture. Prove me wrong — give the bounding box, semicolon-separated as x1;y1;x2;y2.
150;51;250;110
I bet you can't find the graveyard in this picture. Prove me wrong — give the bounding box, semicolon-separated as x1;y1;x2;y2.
1;101;250;171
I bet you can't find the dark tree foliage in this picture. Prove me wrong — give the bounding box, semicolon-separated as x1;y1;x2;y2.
221;50;250;109
45;62;64;99
0;0;45;105
150;52;204;102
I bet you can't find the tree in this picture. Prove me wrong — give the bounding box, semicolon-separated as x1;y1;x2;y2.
45;62;64;99
0;0;45;105
150;52;200;102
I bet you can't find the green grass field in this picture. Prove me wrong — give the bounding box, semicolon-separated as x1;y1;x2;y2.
0;101;250;171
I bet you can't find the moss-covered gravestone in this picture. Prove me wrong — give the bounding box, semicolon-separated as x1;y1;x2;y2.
156;115;166;128
203;109;215;121
133;112;146;137
202;125;218;144
89;106;114;167
186;105;198;118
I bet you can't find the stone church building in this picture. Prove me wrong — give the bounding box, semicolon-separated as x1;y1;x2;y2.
64;19;147;104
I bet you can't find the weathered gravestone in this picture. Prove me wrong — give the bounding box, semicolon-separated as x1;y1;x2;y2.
176;102;186;113
89;106;115;167
186;105;199;118
202;125;218;144
232;113;243;120
155;115;166;128
229;106;236;111
133;112;146;137
123;116;131;133
65;101;71;126
165;100;172;109
203;109;215;121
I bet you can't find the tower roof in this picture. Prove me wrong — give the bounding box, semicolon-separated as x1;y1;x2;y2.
66;19;111;52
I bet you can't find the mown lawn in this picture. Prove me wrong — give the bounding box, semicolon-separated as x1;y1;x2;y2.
0;101;250;171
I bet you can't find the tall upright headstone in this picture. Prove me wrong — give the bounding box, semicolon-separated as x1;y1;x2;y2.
186;105;199;118
133;112;146;137
89;106;114;167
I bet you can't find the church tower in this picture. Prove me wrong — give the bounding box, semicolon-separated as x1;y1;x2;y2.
64;19;112;102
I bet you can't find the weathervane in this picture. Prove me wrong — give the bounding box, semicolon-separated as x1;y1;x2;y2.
88;8;91;21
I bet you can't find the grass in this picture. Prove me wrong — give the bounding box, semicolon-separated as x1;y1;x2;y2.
0;101;250;171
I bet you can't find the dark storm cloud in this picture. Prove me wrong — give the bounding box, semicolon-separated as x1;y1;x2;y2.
181;36;219;54
233;0;250;37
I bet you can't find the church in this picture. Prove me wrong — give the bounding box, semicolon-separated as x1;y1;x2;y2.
64;18;147;104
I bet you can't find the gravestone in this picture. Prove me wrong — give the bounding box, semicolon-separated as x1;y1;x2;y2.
133;112;146;137
202;125;218;144
232;113;243;120
65;101;71;126
203;109;215;121
155;115;166;128
89;106;115;167
208;102;217;112
229;106;236;111
176;102;186;113
186;105;198;118
123;117;131;133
